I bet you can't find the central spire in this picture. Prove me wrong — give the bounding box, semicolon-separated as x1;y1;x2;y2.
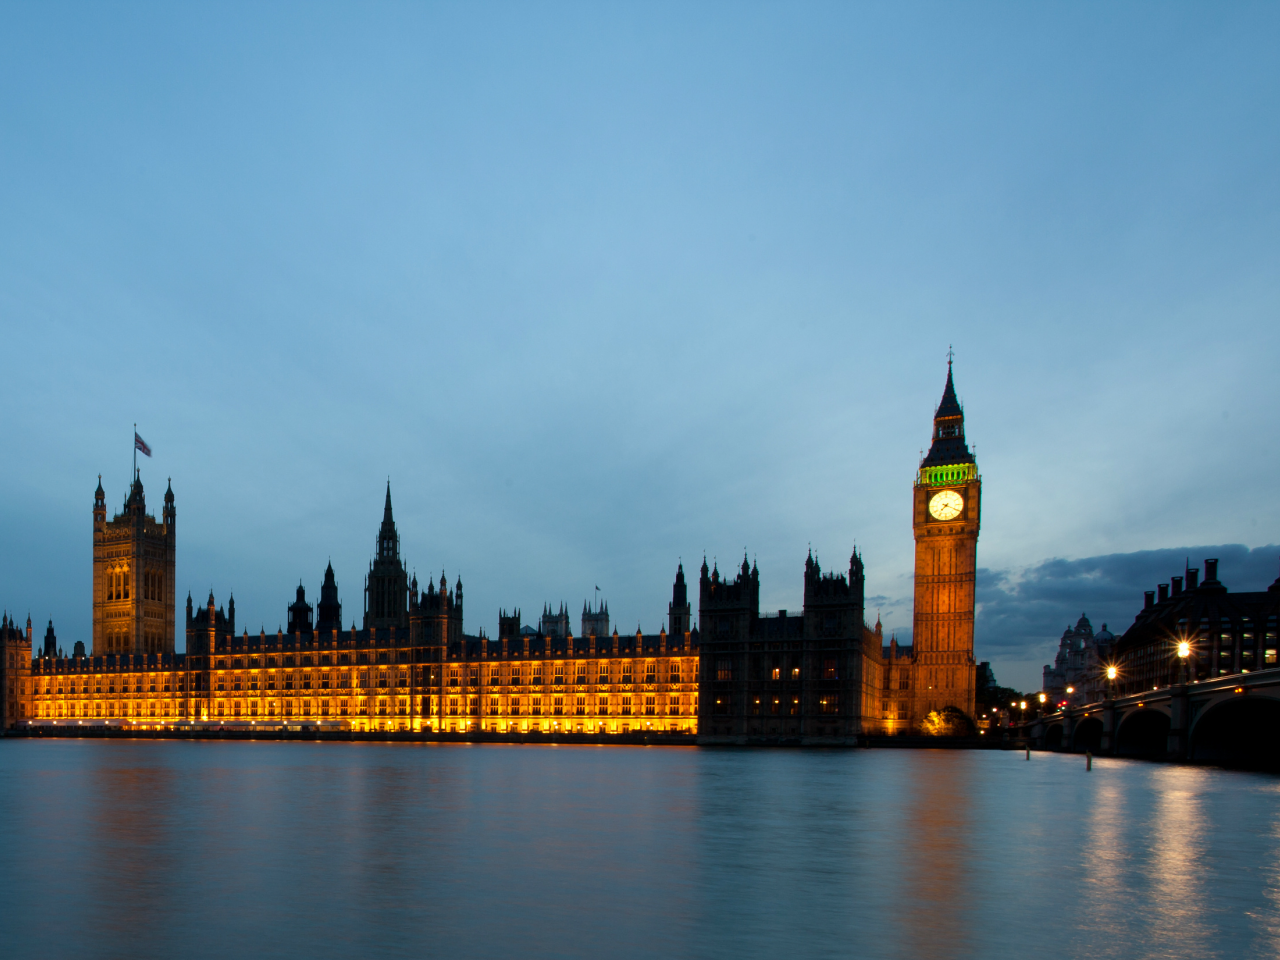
377;481;399;561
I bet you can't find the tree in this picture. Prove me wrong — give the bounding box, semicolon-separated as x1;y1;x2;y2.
920;705;976;737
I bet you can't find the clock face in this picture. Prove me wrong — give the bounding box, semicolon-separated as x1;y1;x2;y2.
928;489;964;521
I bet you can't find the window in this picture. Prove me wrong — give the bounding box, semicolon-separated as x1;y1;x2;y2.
575;665;586;684
532;697;543;715
644;696;656;716
716;659;732;682
553;696;564;715
644;663;656;684
598;664;610;683
820;696;839;715
554;665;565;685
490;697;500;714
823;659;837;680
449;668;459;686
670;696;681;715
791;666;800;680
622;696;632;716
576;695;586;715
669;664;681;683
770;667;781;681
490;669;500;686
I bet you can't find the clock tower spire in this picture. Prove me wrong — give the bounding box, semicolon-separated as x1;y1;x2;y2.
909;359;980;727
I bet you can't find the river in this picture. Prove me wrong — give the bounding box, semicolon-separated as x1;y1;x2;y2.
1;740;1277;959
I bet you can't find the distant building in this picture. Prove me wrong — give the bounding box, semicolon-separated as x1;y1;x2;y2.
1042;615;1116;706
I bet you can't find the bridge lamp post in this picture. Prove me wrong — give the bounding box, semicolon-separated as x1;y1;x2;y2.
1106;665;1117;698
1177;641;1191;683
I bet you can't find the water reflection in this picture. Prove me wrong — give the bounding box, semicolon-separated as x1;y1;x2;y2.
898;753;975;959
1147;768;1211;956
2;742;1280;960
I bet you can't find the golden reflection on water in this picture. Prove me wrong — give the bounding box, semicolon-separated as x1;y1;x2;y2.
898;752;974;959
87;752;181;943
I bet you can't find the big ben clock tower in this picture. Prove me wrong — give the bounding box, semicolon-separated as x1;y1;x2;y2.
911;360;979;723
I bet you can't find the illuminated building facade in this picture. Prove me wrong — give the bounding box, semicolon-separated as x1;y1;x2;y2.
18;485;702;735
93;472;176;656
888;362;980;728
11;366;986;738
1;614;33;730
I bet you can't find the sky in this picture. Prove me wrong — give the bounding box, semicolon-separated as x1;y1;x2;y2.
0;2;1277;691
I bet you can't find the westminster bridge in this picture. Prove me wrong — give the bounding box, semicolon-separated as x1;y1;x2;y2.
1014;668;1280;768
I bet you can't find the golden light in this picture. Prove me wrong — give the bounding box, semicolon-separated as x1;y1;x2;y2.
1038;693;1046;704
1019;701;1026;710
1177;641;1191;659
1066;686;1074;695
1106;665;1117;680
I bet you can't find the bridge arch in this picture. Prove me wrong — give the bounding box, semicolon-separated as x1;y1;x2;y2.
1072;716;1103;753
1116;709;1170;760
1044;723;1063;749
1189;696;1280;771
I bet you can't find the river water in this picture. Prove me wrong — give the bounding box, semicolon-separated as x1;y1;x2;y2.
1;740;1277;959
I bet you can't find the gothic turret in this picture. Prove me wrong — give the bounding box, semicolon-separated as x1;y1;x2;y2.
163;478;175;531
668;563;691;637
316;561;342;633
287;583;313;633
94;476;106;529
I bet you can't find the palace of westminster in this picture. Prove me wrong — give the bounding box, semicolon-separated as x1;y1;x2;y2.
0;368;983;743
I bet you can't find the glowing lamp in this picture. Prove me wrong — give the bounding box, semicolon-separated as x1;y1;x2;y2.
1106;666;1117;681
1177;641;1191;659
1038;693;1046;704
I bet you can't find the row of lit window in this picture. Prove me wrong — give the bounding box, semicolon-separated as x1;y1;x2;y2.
714;661;837;682
441;694;695;717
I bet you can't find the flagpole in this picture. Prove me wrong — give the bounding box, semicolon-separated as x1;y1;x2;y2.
133;423;137;477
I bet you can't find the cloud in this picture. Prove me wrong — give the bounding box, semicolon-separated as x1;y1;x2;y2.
975;545;1280;669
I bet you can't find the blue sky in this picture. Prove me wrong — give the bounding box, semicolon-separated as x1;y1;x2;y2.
1;2;1277;691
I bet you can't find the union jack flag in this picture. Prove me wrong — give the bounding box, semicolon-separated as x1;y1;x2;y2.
134;432;152;457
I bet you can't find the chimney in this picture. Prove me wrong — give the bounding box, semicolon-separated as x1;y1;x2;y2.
1187;568;1199;589
1144;591;1154;609
1172;576;1183;596
1158;584;1169;603
1204;558;1219;583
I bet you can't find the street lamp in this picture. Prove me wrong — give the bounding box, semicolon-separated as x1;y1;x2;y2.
1177;640;1191;683
1106;664;1117;698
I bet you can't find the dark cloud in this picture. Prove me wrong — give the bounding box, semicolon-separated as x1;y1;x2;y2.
975;545;1280;665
